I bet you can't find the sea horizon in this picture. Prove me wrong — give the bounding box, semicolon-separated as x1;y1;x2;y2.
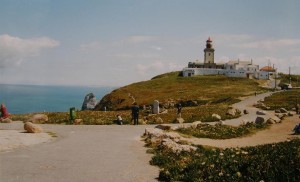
0;84;116;114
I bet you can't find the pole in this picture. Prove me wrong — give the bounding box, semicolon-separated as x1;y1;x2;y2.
274;69;277;91
289;67;291;84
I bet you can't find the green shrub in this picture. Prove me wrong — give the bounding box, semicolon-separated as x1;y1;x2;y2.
150;139;300;182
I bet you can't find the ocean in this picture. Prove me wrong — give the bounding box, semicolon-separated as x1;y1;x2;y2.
0;84;115;114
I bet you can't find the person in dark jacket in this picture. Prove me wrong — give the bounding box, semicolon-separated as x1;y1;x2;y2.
131;102;139;125
177;103;182;118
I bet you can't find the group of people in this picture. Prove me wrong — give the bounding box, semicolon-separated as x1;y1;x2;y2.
0;103;10;121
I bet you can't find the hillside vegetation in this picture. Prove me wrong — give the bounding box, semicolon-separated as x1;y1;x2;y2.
95;71;268;111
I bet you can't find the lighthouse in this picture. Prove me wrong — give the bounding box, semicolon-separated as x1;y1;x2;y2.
204;37;215;64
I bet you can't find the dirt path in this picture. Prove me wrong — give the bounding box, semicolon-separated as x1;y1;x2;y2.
182;115;300;148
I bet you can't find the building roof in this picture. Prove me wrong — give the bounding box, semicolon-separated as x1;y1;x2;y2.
260;66;276;72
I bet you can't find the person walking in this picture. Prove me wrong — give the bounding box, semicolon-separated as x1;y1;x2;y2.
131;102;139;125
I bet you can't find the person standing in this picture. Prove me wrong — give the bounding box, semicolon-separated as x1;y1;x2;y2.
177;103;182;118
0;103;10;120
131;102;139;125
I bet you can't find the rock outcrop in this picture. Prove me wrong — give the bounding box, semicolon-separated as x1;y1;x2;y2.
144;127;196;154
82;93;98;110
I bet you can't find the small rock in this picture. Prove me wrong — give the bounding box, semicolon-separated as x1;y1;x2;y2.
266;118;275;124
280;108;288;113
226;108;236;116
243;110;249;114
0;118;12;123
255;117;265;125
212;114;221;121
275;109;281;113
191;121;202;128
155;124;171;130
270;116;281;123
288;112;293;116
275;113;285;119
256;110;267;115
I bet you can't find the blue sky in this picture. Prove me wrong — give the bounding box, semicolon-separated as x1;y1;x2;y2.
0;0;299;86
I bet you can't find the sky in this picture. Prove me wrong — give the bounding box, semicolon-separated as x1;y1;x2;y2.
0;0;299;86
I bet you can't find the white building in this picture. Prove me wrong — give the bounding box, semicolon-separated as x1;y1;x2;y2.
182;38;270;80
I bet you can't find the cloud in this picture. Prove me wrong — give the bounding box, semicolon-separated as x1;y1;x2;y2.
123;35;159;44
215;34;253;42
136;61;164;75
135;61;185;77
0;34;60;68
80;41;102;51
238;39;300;50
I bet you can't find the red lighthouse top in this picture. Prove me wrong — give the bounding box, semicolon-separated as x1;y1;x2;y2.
206;37;212;42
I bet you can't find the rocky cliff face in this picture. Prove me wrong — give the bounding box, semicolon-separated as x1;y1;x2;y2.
82;93;98;110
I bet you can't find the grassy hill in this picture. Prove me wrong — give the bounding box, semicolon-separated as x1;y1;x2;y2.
11;72;271;125
95;71;268;111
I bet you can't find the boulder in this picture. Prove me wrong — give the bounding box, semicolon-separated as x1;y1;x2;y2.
81;93;98;110
288;112;293;117
275;109;281;113
280;108;288;113
256;110;267;115
24;122;43;133
27;114;48;124
212;114;221;121
155;124;171;130
255;117;265;125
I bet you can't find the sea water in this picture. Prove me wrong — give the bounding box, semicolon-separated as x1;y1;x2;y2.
0;84;115;114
